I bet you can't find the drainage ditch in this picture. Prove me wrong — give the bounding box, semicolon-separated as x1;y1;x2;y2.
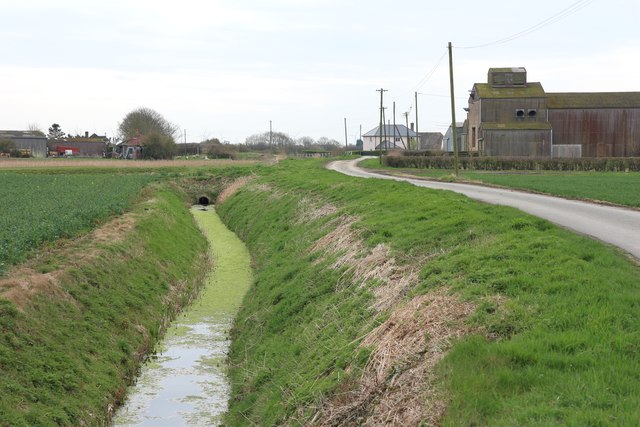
112;205;252;426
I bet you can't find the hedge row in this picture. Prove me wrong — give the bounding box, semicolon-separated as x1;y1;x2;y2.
384;155;640;172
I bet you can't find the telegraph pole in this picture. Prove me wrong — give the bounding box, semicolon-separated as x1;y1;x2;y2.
415;91;419;144
269;120;272;150
448;42;459;177
376;88;387;164
404;112;410;150
393;101;400;148
344;117;348;150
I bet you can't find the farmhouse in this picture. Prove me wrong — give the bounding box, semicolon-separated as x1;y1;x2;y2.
362;124;417;151
0;130;47;157
464;67;640;157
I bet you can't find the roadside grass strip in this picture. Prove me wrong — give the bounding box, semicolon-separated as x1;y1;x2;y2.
219;159;640;425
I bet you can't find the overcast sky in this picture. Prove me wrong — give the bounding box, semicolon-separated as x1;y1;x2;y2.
2;0;638;143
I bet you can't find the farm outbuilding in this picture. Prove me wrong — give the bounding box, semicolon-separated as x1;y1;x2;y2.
464;68;640;158
442;123;465;152
50;132;109;157
548;93;640;157
417;132;444;151
0;130;47;157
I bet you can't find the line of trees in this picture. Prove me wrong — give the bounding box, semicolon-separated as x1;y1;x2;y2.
242;132;348;153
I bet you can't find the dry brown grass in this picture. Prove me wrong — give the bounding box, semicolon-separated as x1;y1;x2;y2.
309;214;421;312
0;211;138;309
295;198;339;225
216;176;254;204
303;206;479;426
0;158;258;169
313;288;476;427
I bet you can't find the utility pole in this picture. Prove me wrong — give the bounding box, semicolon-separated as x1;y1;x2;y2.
184;129;187;156
393;102;401;149
415;91;419;146
448;42;459;177
404;112;410;150
269;120;272;150
376;88;387;164
344;117;348;150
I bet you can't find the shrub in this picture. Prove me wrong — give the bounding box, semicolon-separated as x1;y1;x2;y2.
141;133;177;160
384;155;640;172
0;139;16;154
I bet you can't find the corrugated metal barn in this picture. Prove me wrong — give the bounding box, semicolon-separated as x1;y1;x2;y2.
464;68;640;158
0;130;47;157
548;93;640;157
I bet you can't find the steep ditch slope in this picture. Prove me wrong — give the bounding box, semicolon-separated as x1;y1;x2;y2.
218;159;640;426
0;184;208;426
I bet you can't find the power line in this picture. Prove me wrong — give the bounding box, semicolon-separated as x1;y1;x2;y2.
413;50;448;91
456;0;596;49
418;92;467;100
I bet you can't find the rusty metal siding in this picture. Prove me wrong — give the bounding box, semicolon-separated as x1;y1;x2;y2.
548;108;640;157
483;129;552;157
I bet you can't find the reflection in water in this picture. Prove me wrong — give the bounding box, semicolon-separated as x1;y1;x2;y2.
113;206;252;426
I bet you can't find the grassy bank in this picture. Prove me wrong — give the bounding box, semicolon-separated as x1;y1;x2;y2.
219;159;640;425
360;158;640;208
0;183;209;426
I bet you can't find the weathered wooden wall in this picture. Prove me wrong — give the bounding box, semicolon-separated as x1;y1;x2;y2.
548;109;640;157
482;98;548;124
483;129;551;157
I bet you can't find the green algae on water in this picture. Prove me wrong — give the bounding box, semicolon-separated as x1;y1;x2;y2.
113;206;253;426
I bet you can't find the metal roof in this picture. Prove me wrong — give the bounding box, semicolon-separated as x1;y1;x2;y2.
547;92;640;109
0;130;46;139
489;67;526;73
362;124;417;138
473;82;546;99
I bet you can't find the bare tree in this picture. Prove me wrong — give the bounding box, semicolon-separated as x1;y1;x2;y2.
27;123;44;134
118;107;179;141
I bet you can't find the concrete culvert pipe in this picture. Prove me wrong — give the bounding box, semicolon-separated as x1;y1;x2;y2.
198;196;210;206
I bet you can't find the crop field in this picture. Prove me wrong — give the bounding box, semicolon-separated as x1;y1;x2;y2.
0;172;154;275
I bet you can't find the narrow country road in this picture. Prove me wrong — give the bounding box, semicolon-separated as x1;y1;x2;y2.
328;158;640;260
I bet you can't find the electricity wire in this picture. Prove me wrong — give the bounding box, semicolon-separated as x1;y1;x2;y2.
456;0;596;49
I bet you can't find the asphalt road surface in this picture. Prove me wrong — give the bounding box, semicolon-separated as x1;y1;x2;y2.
328;158;640;260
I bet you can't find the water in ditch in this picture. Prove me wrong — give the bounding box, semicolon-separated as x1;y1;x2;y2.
112;206;252;426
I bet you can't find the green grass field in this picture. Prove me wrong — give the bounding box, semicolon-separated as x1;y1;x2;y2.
219;158;640;424
2;158;640;425
359;158;640;208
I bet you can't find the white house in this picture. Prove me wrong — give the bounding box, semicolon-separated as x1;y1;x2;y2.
362;124;417;151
